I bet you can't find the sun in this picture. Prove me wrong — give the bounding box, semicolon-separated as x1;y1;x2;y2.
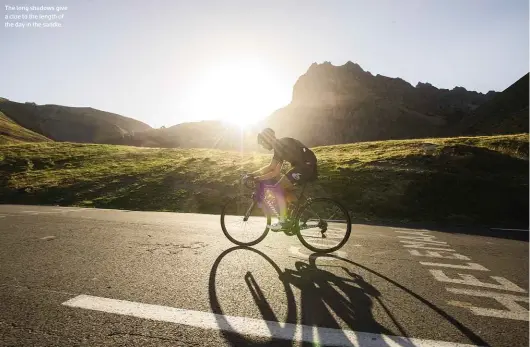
182;60;288;128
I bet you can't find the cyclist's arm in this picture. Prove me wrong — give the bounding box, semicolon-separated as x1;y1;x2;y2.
250;166;268;176
250;158;280;176
255;159;282;181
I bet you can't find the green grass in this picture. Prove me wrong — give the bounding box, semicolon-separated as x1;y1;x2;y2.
0;133;528;226
0;111;51;144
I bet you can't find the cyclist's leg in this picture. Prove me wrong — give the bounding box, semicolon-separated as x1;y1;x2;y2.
280;166;310;217
284;163;317;208
276;175;295;220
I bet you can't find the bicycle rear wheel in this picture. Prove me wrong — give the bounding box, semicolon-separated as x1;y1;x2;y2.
220;195;270;246
295;197;351;253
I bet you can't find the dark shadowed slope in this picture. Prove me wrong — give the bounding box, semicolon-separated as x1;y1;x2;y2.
458;73;529;136
0;111;51;144
0;99;151;143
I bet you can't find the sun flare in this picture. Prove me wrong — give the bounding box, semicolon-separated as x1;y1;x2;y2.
182;60;289;127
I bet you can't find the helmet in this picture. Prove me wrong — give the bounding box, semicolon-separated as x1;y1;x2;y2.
257;128;275;150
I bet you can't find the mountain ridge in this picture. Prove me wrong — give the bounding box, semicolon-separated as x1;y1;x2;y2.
0;99;151;143
265;61;504;146
1;61;526;148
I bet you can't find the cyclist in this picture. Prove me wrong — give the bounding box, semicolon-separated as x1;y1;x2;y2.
249;128;318;231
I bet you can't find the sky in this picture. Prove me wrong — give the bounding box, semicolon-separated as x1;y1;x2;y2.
1;0;529;128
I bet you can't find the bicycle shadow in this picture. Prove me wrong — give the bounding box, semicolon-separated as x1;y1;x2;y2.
208;246;489;346
280;260;397;347
309;254;489;346
208;246;296;346
209;246;399;346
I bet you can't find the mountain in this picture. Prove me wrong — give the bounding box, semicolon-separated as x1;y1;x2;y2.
103;120;264;151
0;99;151;143
263;61;497;147
98;61;506;150
3;62;524;150
0;111;51;144
457;73;529;136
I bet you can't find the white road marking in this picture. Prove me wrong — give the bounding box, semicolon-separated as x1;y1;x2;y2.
400;239;449;245
409;250;471;260
447;288;529;321
20;209;87;215
22;211;59;215
40;236;56;241
419;262;489;271
404;245;455;251
491;228;528;232
392;228;529;321
398;235;442;242
430;270;527;293
62;294;481;347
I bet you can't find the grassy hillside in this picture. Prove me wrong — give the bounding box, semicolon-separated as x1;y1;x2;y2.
0;99;151;144
0;111;51;144
0;133;527;227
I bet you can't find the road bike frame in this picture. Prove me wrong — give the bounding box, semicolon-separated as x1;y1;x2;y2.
243;180;325;234
221;174;352;253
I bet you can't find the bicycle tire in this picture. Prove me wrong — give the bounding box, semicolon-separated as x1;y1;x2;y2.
220;195;271;246
295;197;352;253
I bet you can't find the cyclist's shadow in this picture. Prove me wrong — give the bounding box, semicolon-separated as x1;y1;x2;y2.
209;246;396;347
280;259;394;345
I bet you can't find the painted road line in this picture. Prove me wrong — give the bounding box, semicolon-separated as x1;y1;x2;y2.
447;288;529;321
20;209;88;214
490;228;528;232
63;294;481;347
393;228;529;321
40;236;56;241
21;211;58;215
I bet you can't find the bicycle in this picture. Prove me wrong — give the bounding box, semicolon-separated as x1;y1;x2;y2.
220;173;352;253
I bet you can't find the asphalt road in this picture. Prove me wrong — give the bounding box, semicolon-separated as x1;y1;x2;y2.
0;204;528;347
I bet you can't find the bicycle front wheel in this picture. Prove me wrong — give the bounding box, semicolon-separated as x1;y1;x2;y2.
295;197;351;253
220;195;271;246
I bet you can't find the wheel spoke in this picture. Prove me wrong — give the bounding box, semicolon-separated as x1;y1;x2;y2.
221;196;270;246
305;206;322;220
296;198;351;253
326;207;340;221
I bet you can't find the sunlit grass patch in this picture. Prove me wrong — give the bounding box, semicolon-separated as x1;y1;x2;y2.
0;133;527;226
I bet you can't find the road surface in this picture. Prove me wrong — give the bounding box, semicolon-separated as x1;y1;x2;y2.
0;204;528;347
